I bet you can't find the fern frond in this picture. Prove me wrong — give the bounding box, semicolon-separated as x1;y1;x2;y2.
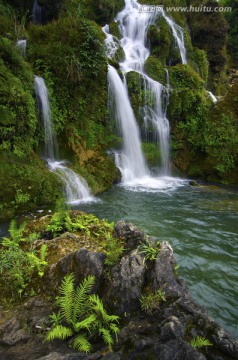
73;333;91;353
99;327;114;350
73;275;95;323
46;325;73;341
74;314;97;332
109;323;120;338
190;336;213;349
89;294;119;324
57;273;75;324
40;244;48;261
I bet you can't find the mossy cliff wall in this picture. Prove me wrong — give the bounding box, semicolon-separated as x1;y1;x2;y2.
0;0;122;221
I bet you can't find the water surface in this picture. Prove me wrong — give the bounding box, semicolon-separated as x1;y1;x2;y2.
73;181;238;338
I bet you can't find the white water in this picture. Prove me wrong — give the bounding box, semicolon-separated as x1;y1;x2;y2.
32;0;42;25
16;40;27;56
207;91;218;103
34;76;95;203
105;0;187;187
108;65;149;182
34;76;57;160
162;11;187;65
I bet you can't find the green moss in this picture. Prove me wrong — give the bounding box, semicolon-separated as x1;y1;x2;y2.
0;151;62;222
67;0;124;25
168;64;204;90
109;21;121;39
142;142;160;166
144;56;166;85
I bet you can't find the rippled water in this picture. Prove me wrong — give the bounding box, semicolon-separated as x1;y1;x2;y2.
1;179;237;338
72;181;238;338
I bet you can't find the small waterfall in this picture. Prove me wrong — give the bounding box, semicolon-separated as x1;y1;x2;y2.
34;76;57;160
32;0;42;25
207;91;218;103
162;11;187;65
48;161;94;205
142;74;170;174
16;40;27;56
108;65;149;182
34;76;95;204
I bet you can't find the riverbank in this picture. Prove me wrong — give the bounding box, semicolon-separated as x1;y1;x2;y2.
0;211;237;359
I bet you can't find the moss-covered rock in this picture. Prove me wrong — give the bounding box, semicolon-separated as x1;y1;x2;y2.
168;64;204;90
109;21;121;39
144;56;166;85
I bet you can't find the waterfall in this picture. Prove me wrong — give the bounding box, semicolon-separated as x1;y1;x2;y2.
108;65;149;182
32;0;42;25
34;76;57;160
16;40;27;56
207;91;218;103
162;11;187;65
34;76;95;204
106;0;187;180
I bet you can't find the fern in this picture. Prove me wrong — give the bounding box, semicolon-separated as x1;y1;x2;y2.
99;327;114;350
190;336;213;349
73;275;95;323
57;273;75;324
46;325;73;341
89;294;119;324
40;244;48;262
74;314;96;332
73;333;91;353
46;274;120;353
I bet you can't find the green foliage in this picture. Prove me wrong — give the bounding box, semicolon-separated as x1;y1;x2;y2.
103;233;124;267
190;336;212;349
140;288;166;315
138;238;161;262
203;111;238;174
223;0;238;63
0;220;48;299
144;57;166;85
187;1;228;89
46;274;120;353
168;64;204;90
192;48;209;83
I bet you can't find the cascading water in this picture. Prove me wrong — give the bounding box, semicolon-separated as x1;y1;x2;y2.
105;0;187;188
34;76;57;160
34;76;95;204
207;91;218;103
32;0;42;25
16;40;27;56
108;65;149;182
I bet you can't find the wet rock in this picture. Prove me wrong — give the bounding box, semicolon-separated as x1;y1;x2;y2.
114;221;146;251
0;318;31;346
105;251;146;315
151;241;187;300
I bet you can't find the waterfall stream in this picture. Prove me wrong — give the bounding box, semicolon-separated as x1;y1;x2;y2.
105;0;187;188
34;76;95;204
16;40;27;56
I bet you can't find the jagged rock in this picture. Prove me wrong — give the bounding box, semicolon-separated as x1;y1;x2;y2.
48;248;106;292
151;241;187;300
105;251;146;315
114;221;146;251
0;318;31;346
